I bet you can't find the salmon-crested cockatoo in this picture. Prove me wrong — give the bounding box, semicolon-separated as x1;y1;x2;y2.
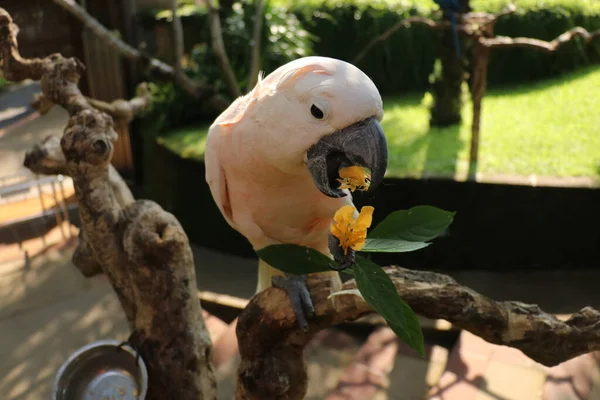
205;56;388;330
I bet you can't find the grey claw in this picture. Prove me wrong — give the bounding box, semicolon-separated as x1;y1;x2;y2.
328;232;356;271
272;274;314;332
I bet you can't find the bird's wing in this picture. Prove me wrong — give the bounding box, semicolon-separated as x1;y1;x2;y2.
205;124;236;230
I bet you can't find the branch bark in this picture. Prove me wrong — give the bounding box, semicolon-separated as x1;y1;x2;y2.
1;8;217;399
353;17;459;65
205;0;243;99
247;0;266;90
51;0;228;110
481;27;600;52
32;82;152;123
352;4;514;66
171;0;185;77
235;267;600;399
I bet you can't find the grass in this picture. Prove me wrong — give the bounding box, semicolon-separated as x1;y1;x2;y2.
158;65;600;179
0;76;9;92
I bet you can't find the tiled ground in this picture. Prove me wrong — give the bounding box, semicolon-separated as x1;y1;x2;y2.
428;330;600;400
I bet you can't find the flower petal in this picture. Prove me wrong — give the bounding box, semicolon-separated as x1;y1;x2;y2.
339;166;365;180
355;206;374;230
334;205;356;224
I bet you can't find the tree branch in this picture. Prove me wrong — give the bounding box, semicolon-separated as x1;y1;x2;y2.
235;266;600;399
51;0;226;108
478;3;516;34
352;16;471;65
481;27;600;52
1;8;216;398
247;0;266;90
205;0;242;99
32;82;152;123
24;135;135;208
171;0;185;78
352;4;513;64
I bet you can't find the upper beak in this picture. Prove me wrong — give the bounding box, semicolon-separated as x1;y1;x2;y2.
306;117;388;198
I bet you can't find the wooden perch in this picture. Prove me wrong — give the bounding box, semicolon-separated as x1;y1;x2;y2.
0;8;217;399
236;267;600;399
51;0;228;111
32;82;152;123
24;134;136;278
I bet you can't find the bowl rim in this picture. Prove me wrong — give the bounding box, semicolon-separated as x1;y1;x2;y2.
51;339;148;400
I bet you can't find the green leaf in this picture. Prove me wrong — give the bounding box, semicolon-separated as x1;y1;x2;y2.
368;205;455;242
362;238;430;253
256;244;337;275
354;255;425;356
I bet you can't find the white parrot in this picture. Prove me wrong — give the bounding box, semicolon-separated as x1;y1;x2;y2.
205;56;388;329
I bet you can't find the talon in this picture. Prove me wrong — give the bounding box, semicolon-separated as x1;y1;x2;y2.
328;231;356;271
329;260;354;271
272;274;315;332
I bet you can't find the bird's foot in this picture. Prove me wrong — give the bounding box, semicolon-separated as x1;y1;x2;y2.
328;232;356;271
272;274;315;332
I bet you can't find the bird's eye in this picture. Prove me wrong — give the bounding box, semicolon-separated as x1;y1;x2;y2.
310;104;324;119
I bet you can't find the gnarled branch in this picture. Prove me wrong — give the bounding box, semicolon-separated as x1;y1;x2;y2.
1;8;216;398
236;266;600;399
352;16;460;64
32;82;152;123
481;27;600;52
23;132;135;208
51;0;228;111
23;133;136;279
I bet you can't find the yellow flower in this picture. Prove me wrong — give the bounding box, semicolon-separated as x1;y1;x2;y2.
331;205;374;255
337;166;371;192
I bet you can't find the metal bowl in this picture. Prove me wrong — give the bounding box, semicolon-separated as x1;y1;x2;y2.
52;339;148;400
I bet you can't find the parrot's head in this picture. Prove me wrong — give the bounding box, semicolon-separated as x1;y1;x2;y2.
226;56;388;198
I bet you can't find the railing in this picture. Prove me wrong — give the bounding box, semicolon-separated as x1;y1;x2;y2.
0;171;77;246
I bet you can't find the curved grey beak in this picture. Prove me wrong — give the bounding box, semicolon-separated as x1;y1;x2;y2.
306;117;388;198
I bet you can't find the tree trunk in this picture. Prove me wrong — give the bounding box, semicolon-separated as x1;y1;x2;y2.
429;0;472;128
468;43;490;177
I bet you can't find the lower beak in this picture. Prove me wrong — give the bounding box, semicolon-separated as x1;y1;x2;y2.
306;117;388;198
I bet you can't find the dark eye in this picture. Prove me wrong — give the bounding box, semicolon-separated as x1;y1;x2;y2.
310;104;324;119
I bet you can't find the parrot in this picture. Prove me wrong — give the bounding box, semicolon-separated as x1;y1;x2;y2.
205;56;388;330
434;0;462;58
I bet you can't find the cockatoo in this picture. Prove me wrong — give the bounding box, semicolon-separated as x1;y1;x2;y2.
205;56;388;329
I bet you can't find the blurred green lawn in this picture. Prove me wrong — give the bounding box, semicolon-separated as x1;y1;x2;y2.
158;65;600;179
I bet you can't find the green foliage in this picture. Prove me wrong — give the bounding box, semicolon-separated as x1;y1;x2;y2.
157;65;600;179
354;255;425;355
257;244;340;274
283;0;600;94
140;0;314;134
0;76;8;91
140;0;600;146
185;0;314;94
362;205;454;252
255;204;454;355
368;206;455;240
